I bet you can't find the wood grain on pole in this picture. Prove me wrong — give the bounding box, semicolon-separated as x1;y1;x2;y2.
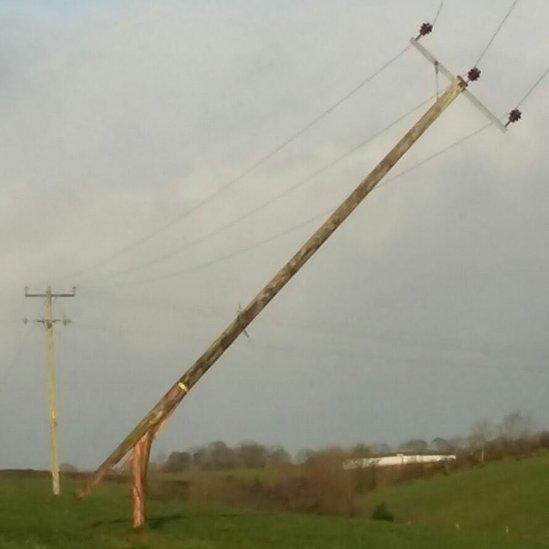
131;435;149;529
24;286;75;496
46;288;61;496
78;77;466;498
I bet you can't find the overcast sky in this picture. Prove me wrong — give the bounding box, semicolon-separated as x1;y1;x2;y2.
1;0;548;470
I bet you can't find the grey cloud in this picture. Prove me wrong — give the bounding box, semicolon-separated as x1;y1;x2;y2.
1;0;548;469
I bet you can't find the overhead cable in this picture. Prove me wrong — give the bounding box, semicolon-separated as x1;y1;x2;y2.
474;0;520;67
87;123;492;289
0;323;32;391
90;95;434;282
516;65;549;107
57;44;412;283
432;0;446;27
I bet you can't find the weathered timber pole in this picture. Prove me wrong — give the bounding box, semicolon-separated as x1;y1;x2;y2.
78;77;467;498
131;432;153;529
44;288;61;497
25;285;75;496
130;413;169;529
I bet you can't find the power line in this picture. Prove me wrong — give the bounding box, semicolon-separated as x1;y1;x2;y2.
432;0;446;27
78;73;512;497
97;4;518;287
376;122;491;191
87;122;492;289
237;44;412;169
88;95;434;282
57;44;411;284
0;323;32;392
474;0;520;67
516;65;549;107
80;266;506;349
429;0;446;101
72;308;547;376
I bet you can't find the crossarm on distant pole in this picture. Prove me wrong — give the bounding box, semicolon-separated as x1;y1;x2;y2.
77;76;467;498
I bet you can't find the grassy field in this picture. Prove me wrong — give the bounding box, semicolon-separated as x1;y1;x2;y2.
0;453;548;548
364;452;549;545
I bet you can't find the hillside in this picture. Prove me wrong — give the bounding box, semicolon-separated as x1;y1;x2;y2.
0;453;548;548
364;451;549;545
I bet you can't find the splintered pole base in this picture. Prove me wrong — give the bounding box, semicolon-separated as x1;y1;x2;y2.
131;433;153;530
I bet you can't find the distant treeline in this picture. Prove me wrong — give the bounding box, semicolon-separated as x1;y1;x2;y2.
134;411;549;517
159;411;549;473
162;441;291;472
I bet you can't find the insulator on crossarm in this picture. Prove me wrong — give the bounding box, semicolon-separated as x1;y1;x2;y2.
417;22;433;39
467;67;481;82
506;108;522;127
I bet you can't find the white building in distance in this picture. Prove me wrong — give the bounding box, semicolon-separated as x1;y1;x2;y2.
342;454;456;470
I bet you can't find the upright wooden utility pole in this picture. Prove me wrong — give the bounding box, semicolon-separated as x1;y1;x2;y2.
25;286;75;496
79;76;469;501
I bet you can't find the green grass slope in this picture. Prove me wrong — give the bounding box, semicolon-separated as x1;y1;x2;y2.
364;452;549;545
0;454;548;548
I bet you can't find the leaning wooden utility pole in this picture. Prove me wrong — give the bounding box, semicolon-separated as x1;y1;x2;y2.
79;75;469;502
25;286;75;496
